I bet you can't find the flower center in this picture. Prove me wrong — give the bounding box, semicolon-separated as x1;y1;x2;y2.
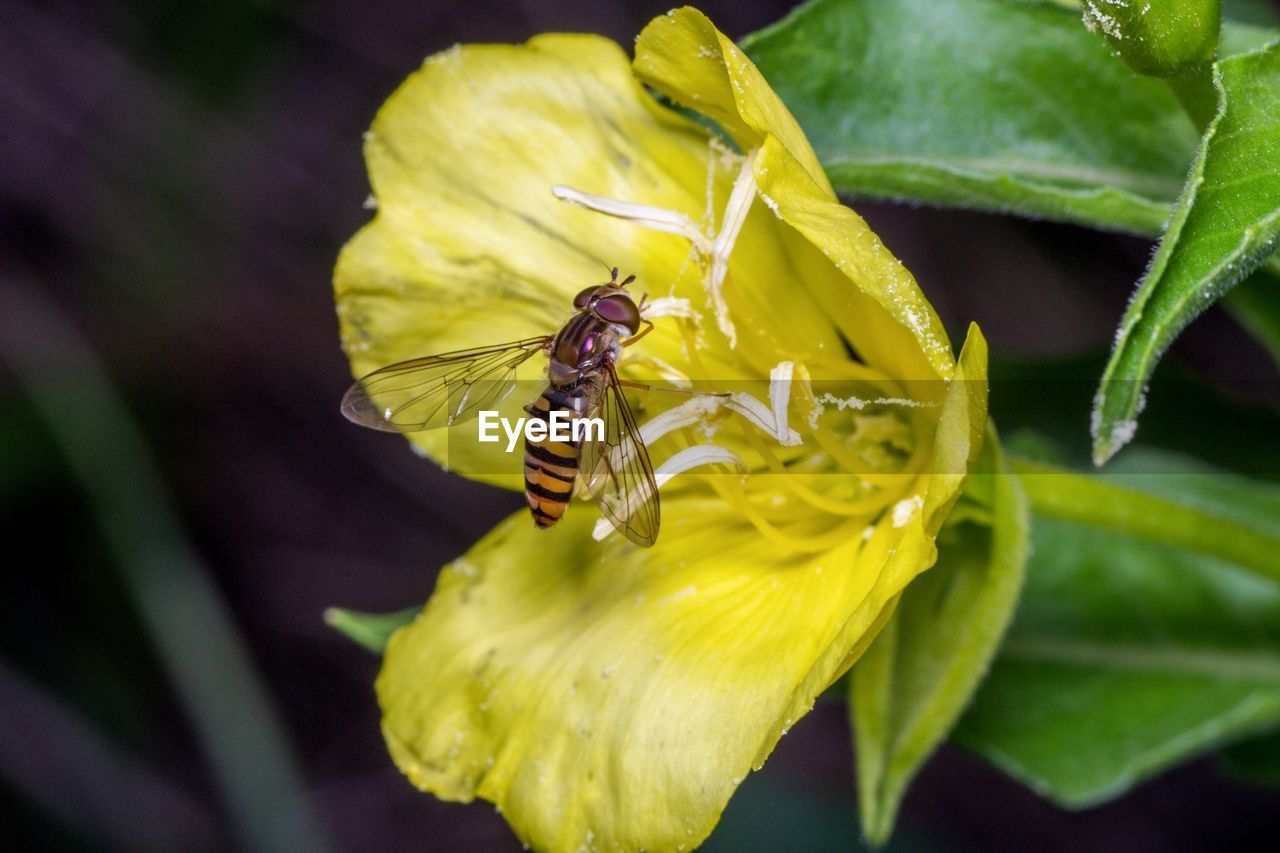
556;144;931;551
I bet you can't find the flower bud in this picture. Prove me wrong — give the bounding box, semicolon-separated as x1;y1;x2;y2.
1082;0;1220;77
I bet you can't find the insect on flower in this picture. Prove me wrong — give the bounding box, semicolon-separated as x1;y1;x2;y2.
341;267;702;546
333;9;998;850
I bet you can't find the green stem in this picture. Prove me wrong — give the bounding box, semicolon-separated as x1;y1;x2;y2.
325;607;418;654
1008;456;1280;583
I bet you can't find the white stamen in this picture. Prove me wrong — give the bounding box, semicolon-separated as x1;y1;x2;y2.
551;185;712;253
769;362;794;444
638;396;725;446
636;386;800;448
725;392;802;446
641;296;697;320
585;395;724;488
656;445;744;486
705;149;758;348
592;445;745;541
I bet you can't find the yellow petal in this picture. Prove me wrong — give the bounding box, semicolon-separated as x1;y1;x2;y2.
335;33;845;483
632;7;829;194
336;35;710;483
796;325;989;725
634;8;955;380
922;323;989;531
379;490;910;851
755;137;955;381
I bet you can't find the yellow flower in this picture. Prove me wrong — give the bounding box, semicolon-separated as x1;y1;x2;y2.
334;7;988;851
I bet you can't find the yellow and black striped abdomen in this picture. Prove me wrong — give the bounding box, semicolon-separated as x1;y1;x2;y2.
523;385;589;529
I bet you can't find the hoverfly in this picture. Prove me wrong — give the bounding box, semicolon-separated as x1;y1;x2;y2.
341;268;660;546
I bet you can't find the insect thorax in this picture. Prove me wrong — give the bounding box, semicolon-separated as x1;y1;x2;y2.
548;313;624;388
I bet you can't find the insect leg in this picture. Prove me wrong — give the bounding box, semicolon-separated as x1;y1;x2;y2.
622;319;655;347
616;378;731;398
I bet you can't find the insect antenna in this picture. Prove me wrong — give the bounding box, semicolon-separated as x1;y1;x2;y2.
587;257;618;282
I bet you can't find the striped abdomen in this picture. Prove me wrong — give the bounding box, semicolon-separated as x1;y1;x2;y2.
523;383;592;529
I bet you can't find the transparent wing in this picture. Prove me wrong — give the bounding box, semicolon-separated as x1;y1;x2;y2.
579;365;660;547
340;337;550;432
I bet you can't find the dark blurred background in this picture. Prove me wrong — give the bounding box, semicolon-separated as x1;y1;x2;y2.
3;1;1280;850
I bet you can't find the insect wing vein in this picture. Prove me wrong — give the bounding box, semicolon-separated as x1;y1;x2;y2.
340;336;550;432
581;365;659;547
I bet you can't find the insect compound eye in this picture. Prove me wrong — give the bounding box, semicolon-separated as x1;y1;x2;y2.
594;294;641;334
572;286;599;310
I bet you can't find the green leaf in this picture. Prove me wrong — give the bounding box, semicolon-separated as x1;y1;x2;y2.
743;0;1280;378
745;0;1274;231
1011;452;1280;583
1220;20;1280;55
851;434;1029;844
1093;42;1280;464
954;449;1280;807
743;0;1200;234
324;607;416;654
